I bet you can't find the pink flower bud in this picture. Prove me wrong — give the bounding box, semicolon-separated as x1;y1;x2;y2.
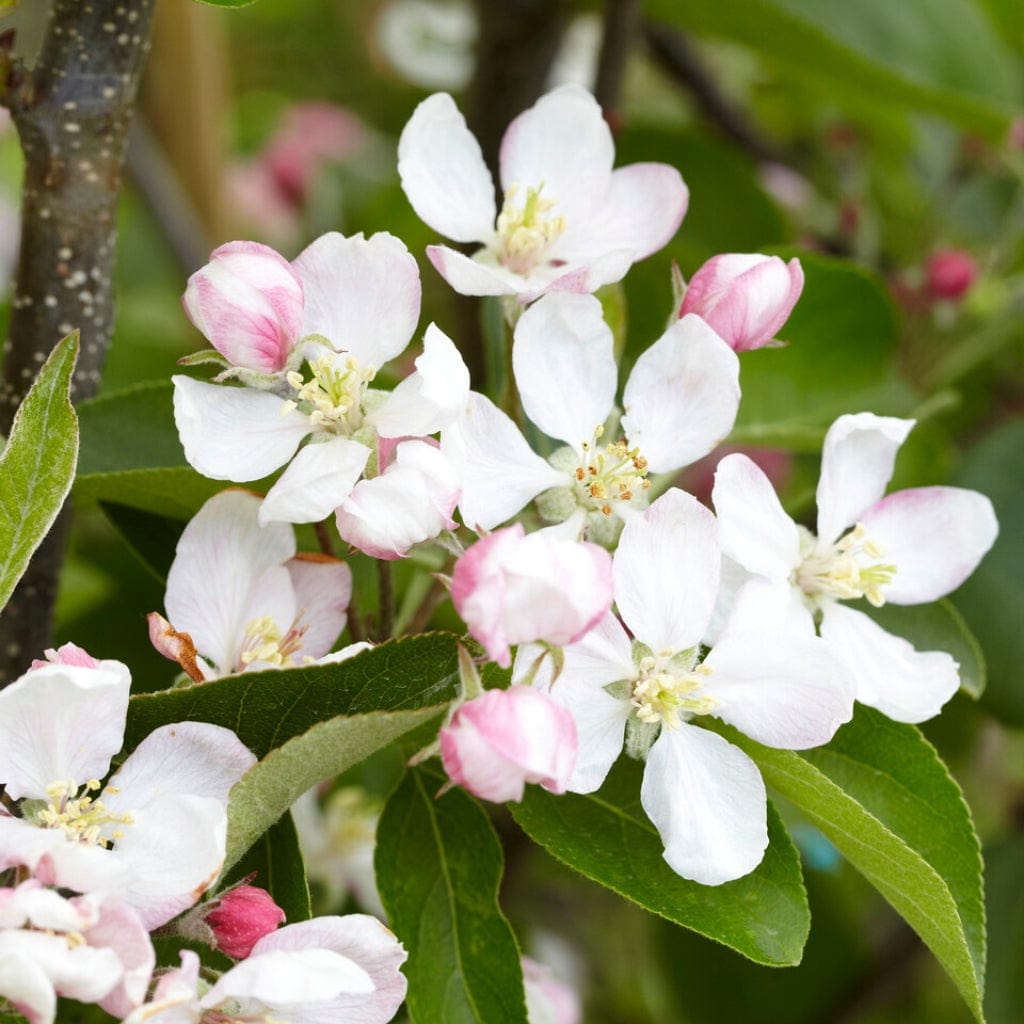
679;253;804;352
30;642;99;670
925;248;977;302
451;525;614;669
206;885;286;959
183;240;304;373
440;686;577;803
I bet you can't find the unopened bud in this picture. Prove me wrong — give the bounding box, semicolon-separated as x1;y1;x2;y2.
206;885;285;959
925;248;977;302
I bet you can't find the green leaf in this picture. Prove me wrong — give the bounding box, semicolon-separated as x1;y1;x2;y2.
193;0;258;7
377;765;527;1024
76;466;227;519
0;333;78;612
727;707;985;1021
949;420;1024;726
98;501;184;582
983;834;1024;1024
227;810;312;924
124;632;460;759
730;254;907;448
649;0;1020;138
511;757;809;967
864;598;986;699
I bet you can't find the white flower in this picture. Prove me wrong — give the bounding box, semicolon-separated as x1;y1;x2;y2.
123;916;407;1024
712;412;999;723
0;880;154;1024
398;85;689;301
174;232;469;556
0;655;256;929
444;292;739;537
148;489;351;680
515;489;853;884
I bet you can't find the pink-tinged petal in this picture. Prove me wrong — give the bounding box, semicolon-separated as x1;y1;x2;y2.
372;323;470;438
121;950;201;1024
556;163;688;264
614;489;720;655
540;249;636;297
397;92;496;243
443;392;565;531
88;898;156;1017
173;375;310;481
147;612;210;683
291;231;421;367
250;914;407;1024
30;642;98;669
452;526;614;668
441;686;577;803
0;948;55;1024
0;930;123;1008
642;726;768;885
183;241;304;372
716;578;815;640
336;439;458;559
499;85;613;229
259;436;371;525
164;490;297;676
512;293;616;448
522;957;581;1024
621;315;741;474
816;413;915;545
680;254;804;352
712;452;800;580
702;630;854;749
207;885;286;960
820;603;960;723
286;555;352;661
426;244;521;297
0;661;130;801
860;486;998;604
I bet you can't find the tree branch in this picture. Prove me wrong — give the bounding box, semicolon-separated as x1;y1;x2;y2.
0;0;156;681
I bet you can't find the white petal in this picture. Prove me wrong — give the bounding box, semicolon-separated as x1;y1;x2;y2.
555;163;688;263
173;375;310;481
205;949;373;1006
614;489;720;655
621;315;741;474
164;490;297;675
371;323;471;438
336;440;458;559
717;577;815;639
860;486;998;604
816;413;914;545
0;947;55;1024
286;556;352;661
426;245;521;297
512;293;616;448
0;661;130;801
642;726;768;885
498;85;613;229
820;603;960;723
443;392;565;531
291;231;421;367
89;898;156;1018
0;817;126;893
259;436;371;525
712;452;800;580
397;92;496;243
703;630;854;749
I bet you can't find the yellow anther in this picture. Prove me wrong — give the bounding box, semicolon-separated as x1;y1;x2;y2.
495;183;566;274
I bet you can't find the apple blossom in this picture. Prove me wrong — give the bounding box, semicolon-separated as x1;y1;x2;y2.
712;412;999;722
149;489;350;680
398;85;688;301
122;916;407;1024
206;885;286;960
451;523;614;668
515;488;853;884
522;955;582;1024
444;292;739;538
0;653;256;930
174;231;469;555
678;253;804;352
0;880;154;1024
440;686;578;803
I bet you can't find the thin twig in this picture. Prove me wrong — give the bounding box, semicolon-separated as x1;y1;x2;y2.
594;0;642;120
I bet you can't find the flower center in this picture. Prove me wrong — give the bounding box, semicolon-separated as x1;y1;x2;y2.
495;182;566;274
282;353;375;433
33;779;133;848
573;426;650;517
796;523;896;607
631;656;717;730
239;615;308;669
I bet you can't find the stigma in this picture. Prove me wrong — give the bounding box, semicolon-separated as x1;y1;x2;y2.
495;183;566;274
631;657;717;729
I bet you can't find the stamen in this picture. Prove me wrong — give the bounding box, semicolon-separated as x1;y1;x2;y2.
631;659;716;729
798;523;897;607
286;354;375;433
495;183;566;274
33;778;133;848
239;614;310;669
572;427;650;517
